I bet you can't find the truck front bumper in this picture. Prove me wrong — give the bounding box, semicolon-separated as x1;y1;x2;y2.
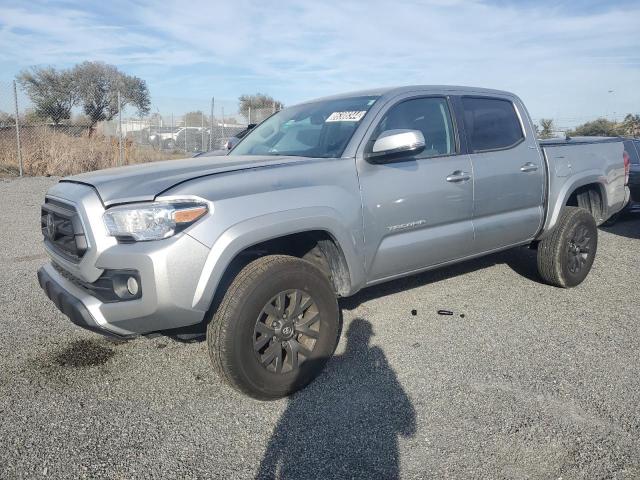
38;265;126;338
39;182;215;337
38;232;211;338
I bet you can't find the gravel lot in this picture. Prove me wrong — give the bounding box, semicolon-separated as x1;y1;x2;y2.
1;176;639;479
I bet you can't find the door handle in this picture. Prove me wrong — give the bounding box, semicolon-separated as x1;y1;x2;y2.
446;171;471;183
520;162;538;173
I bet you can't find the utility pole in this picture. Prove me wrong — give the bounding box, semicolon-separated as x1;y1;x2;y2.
608;90;617;122
12;80;23;177
209;96;214;150
117;91;124;166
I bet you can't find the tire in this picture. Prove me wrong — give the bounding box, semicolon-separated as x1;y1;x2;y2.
207;255;340;400
576;189;603;225
537;207;598;288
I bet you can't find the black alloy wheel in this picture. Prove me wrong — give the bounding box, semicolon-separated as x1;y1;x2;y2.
253;289;320;374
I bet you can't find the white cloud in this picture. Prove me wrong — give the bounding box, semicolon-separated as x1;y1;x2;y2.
0;0;638;124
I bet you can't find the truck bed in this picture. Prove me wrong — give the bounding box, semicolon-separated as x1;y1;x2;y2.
538;136;627;232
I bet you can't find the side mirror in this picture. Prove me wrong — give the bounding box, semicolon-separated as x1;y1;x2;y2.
366;129;425;162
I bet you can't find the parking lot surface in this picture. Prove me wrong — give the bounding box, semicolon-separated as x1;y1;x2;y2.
1;177;639;479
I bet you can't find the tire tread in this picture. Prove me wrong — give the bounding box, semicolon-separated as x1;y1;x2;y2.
207;254;336;399
537;207;596;288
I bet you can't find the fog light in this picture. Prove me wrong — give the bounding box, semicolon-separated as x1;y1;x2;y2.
126;276;139;296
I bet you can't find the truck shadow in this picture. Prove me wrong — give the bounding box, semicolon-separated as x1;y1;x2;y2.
341;246;541;311
256;318;416;480
600;214;640;240
167;246;543;343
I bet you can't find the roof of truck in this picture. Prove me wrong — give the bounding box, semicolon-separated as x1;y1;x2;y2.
297;85;515;105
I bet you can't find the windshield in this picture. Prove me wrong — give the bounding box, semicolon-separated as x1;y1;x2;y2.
231;96;378;158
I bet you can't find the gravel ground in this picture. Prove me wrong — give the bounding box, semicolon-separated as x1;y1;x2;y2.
1;176;639;479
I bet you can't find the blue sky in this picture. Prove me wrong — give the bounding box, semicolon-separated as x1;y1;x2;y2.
0;0;638;126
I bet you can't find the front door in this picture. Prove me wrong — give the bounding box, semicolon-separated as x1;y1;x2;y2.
356;96;475;283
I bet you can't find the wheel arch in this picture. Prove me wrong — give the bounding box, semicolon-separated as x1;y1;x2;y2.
191;210;365;312
538;172;608;239
565;182;607;225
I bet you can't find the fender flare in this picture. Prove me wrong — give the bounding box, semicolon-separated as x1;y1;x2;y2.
538;169;607;239
190;207;366;311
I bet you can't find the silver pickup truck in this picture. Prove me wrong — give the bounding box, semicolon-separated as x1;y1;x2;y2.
37;86;630;399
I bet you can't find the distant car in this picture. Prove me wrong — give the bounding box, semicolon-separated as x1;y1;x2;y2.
191;124;257;157
148;127;180;150
226;124;256;150
605;138;639;224
624;139;640;213
173;127;209;152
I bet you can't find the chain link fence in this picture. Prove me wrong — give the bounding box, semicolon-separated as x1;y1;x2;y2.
0;80;279;177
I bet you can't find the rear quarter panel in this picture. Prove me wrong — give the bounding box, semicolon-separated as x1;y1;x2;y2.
539;140;626;237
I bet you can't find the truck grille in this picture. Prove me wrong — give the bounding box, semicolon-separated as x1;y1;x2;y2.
41;199;88;262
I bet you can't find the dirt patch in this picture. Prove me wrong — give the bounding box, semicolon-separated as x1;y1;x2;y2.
53;339;115;367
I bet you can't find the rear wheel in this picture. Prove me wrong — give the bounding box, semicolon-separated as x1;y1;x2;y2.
537;207;598;288
207;255;340;400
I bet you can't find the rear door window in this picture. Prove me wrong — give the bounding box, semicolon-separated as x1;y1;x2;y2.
461;97;524;153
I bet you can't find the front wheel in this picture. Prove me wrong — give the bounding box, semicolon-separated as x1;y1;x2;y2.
537;207;598;288
207;255;340;400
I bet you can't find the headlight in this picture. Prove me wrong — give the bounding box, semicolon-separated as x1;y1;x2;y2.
103;200;209;241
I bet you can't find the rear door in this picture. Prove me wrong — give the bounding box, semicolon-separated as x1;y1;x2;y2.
458;96;544;252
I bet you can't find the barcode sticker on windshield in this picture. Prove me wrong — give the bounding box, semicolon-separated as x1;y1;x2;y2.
326;111;366;122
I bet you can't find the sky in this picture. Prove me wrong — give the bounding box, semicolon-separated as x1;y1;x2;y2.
0;0;639;127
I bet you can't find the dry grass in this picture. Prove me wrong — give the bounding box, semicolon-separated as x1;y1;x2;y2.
0;127;184;177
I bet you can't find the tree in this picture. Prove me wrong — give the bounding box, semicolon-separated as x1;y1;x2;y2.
73;61;150;133
148;112;163;127
568;118;621;137
538;118;555;139
17;66;78;125
239;93;283;123
620;114;640;137
23;108;49;125
0;111;15;127
182;110;209;127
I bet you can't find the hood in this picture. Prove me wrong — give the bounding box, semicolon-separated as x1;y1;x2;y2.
63;155;309;206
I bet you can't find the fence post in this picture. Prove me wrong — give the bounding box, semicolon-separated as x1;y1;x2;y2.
209;97;214;150
221;106;225;141
201;112;205;152
184;114;188;153
117;91;124;166
12;80;23;177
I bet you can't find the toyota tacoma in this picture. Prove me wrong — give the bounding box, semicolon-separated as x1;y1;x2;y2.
37;86;630;399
